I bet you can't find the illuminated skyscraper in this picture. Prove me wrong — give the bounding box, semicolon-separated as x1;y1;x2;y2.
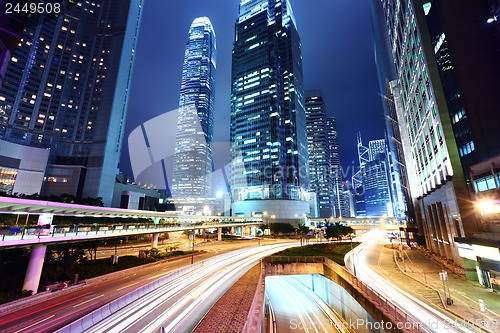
326;116;343;216
373;0;500;266
0;0;144;206
230;0;310;219
305;90;333;217
171;17;216;198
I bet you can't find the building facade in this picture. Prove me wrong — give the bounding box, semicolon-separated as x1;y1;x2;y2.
305;90;334;217
374;0;500;266
171;17;216;199
326;116;343;217
362;151;392;217
0;0;144;206
230;0;310;219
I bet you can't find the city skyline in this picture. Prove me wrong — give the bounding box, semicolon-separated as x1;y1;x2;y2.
121;0;386;181
0;1;498;330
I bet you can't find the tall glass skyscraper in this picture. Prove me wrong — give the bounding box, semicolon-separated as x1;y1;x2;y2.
230;0;310;219
373;0;500;266
0;0;143;206
326;116;343;217
171;17;216;198
305;90;333;218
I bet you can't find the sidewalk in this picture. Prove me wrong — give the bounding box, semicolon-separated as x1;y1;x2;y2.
392;245;500;332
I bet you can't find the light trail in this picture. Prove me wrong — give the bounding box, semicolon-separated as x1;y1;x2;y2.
69;243;296;333
266;275;349;333
350;230;477;333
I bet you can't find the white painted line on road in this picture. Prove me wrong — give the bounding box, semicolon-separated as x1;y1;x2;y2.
116;281;143;291
12;315;55;333
73;294;105;307
147;270;173;280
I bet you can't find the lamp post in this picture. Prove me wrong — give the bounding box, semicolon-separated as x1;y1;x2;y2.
399;230;406;272
350;235;357;277
191;228;195;264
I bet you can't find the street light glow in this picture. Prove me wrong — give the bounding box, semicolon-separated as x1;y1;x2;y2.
476;200;500;214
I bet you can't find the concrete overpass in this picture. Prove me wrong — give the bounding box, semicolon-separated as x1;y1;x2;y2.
0;197;261;293
307;217;406;231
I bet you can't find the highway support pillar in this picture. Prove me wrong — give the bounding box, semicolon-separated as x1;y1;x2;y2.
23;244;47;294
217;227;222;241
151;233;159;248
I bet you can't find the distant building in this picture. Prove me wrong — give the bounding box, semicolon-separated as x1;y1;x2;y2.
354;185;366;217
326;117;343;217
305;90;334;218
172;17;216;199
362;152;392;217
112;174;161;210
368;139;386;161
0;0;144;206
352;135;395;217
230;0;310;219
341;181;356;218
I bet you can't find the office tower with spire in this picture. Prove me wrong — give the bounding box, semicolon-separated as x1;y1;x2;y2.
230;0;310;219
171;17;216;200
0;0;143;206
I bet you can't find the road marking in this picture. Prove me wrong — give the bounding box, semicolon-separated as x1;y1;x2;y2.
12;315;55;333
147;270;173;280
73;294;104;307
117;282;141;291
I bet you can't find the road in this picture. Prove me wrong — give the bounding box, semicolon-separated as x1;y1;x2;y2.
346;230;477;333
265;275;350;333
0;240;290;333
73;243;296;333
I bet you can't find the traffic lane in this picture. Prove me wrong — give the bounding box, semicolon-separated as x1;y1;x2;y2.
353;231;475;333
0;245;243;333
83;244;295;333
130;258;258;333
158;246;292;333
266;276;341;333
0;254;200;333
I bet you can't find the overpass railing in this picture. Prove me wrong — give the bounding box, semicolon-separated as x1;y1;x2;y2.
0;220;260;243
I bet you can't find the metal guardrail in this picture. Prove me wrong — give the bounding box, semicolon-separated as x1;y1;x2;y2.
263;256;325;263
266;256;431;333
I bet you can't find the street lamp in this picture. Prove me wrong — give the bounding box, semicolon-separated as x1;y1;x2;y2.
487;9;500;23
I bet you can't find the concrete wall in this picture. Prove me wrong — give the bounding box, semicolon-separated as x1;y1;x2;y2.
264;260;406;333
233;199;310;219
0;139;49;195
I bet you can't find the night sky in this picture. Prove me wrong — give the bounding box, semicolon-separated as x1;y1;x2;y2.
120;0;386;181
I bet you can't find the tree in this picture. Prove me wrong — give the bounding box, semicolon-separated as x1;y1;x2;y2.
269;223;295;235
296;223;310;246
325;223;354;241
